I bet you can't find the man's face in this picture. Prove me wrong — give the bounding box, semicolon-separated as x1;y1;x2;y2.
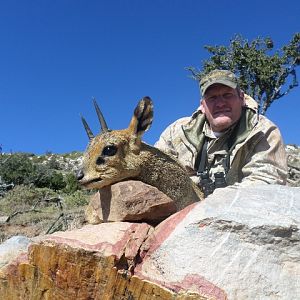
200;84;245;132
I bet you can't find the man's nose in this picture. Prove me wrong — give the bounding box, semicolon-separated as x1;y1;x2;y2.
215;96;227;106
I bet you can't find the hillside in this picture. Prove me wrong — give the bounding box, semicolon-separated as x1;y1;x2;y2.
0;151;89;242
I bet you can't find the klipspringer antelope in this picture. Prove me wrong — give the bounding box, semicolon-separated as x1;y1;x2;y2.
77;97;203;210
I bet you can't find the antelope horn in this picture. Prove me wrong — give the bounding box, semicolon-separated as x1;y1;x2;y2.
93;98;109;132
81;115;94;140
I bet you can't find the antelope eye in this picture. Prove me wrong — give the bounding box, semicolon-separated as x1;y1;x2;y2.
102;145;118;156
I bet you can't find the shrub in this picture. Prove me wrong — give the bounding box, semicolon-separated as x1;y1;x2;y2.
46;155;62;170
64;190;89;208
0;153;38;185
28;164;66;190
63;173;81;194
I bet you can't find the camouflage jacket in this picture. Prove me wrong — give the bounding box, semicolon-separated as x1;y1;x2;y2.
155;95;287;188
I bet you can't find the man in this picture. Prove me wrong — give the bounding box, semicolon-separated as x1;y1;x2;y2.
155;70;287;197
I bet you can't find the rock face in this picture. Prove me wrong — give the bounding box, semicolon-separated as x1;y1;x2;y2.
0;223;223;300
1;184;300;299
286;144;300;187
85;180;177;225
137;184;300;299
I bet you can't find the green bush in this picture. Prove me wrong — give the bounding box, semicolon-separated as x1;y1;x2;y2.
28;164;66;190
0;153;35;185
63;173;81;194
64;190;89;208
47;171;66;190
0;154;67;191
46;155;62;170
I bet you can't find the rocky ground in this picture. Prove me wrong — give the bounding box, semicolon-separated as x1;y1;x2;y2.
0;145;299;243
1;184;299;299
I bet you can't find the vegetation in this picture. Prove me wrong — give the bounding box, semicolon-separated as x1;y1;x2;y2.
0;152;89;242
0;153;36;185
0;152;82;189
188;33;300;114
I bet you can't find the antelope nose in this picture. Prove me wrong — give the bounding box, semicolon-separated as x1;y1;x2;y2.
76;169;84;181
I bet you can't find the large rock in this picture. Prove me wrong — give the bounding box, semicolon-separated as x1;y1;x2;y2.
0;223;152;299
0;222;222;299
1;184;300;299
85;180;177;224
137;184;300;299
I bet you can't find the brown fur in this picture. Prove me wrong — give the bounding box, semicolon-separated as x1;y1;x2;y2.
78;97;203;210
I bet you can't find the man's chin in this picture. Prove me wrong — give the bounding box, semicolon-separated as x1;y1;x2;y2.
212;117;233;132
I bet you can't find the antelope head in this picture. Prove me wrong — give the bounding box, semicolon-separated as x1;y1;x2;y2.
77;96;153;189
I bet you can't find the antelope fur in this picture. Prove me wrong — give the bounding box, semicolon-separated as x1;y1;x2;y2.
79;97;203;210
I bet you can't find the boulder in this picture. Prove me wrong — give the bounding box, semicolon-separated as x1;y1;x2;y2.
1;184;300;299
85;180;177;224
0;222;222;299
137;184;300;299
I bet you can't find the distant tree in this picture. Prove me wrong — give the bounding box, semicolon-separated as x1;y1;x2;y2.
47;172;65;191
0;153;35;185
0;153;66;190
47;155;62;170
188;33;300;115
63;173;81;194
28;164;66;191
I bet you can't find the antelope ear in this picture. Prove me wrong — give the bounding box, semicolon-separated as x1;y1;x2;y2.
128;96;153;153
128;96;153;136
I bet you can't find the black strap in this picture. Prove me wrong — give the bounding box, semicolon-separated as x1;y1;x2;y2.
196;121;240;176
196;136;230;176
197;138;209;174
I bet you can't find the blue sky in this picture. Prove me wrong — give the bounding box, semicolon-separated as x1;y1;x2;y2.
0;0;299;154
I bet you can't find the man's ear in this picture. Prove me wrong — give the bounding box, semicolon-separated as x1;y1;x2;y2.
200;99;206;113
239;90;245;106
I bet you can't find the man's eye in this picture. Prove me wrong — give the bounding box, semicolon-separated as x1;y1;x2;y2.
207;96;217;102
223;93;234;99
102;145;118;156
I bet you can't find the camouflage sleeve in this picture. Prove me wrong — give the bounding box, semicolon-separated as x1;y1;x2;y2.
154;117;190;158
239;119;288;186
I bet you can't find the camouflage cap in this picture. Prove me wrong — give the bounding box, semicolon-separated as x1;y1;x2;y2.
200;70;238;96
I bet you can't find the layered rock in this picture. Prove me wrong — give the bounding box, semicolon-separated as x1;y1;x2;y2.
1;184;300;299
137;184;300;299
0;223;223;299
